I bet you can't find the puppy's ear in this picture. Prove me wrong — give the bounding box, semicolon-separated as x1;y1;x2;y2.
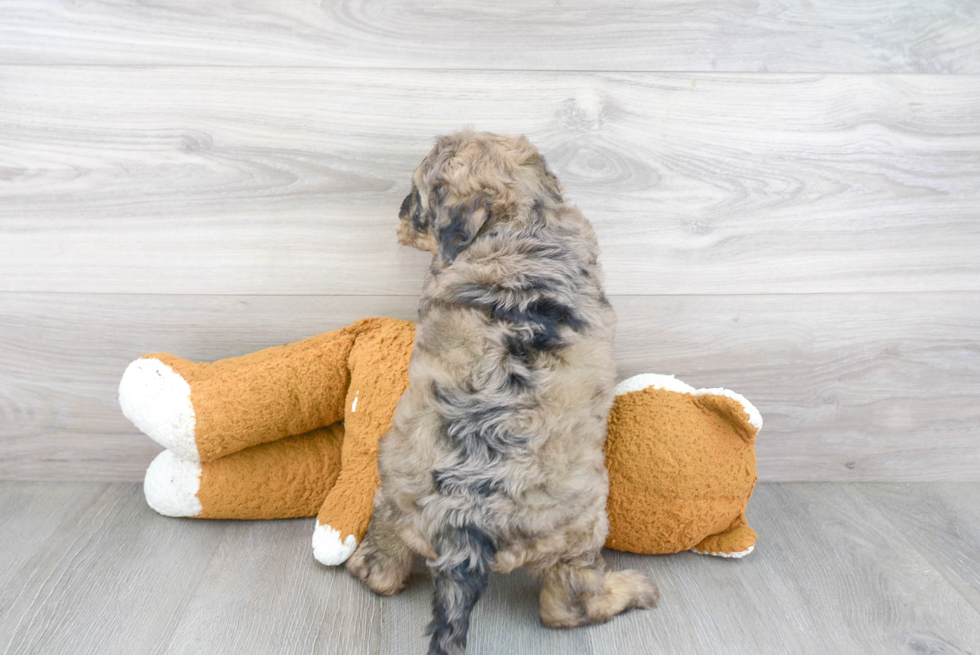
537;154;563;202
435;192;492;263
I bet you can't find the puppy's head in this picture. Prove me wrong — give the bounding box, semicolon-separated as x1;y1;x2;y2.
398;131;562;263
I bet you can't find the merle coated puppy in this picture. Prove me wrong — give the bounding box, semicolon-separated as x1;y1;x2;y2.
347;131;657;655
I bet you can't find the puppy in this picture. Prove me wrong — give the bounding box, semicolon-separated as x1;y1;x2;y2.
347;131;657;654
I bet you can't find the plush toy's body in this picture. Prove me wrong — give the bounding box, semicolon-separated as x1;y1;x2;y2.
119;318;761;564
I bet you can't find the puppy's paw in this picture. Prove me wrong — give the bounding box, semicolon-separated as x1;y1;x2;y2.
609;569;659;610
346;539;410;597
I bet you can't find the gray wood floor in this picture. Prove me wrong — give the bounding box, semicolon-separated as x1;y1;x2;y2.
1;482;978;655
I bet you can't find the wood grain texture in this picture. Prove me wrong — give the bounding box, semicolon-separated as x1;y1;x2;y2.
0;482;226;655
1;482;979;654
2;68;979;295
2;291;977;482
0;294;421;481
853;483;980;616
745;484;980;652
600;483;980;654
157;518;383;655
1;1;978;73
0;482;109;595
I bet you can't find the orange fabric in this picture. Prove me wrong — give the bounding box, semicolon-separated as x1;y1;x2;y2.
316;319;415;542
694;516;758;555
604;387;758;554
145;327;355;462
197;424;344;519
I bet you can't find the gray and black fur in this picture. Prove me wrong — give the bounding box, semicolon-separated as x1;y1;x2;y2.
347;131;657;655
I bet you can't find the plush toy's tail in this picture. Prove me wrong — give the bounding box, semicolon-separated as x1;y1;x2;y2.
425;525;497;655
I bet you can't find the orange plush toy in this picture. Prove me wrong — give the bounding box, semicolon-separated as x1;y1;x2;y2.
119;318;761;565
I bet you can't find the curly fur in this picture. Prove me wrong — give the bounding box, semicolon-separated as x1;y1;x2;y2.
347;131;657;654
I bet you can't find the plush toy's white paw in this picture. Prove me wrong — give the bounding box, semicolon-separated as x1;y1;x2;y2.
119;358;199;461
614;373;763;430
312;523;357;566
691;545;755;558
144;450;203;517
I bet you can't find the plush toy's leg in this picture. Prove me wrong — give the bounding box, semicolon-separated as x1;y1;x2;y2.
692;513;757;558
120;327;358;462
312;319;415;566
312;459;379;566
144;424;344;519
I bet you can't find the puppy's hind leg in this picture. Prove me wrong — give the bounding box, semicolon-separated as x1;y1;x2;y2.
346;498;414;597
539;553;658;629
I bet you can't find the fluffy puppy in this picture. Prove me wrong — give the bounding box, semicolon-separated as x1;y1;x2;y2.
347;131;657;655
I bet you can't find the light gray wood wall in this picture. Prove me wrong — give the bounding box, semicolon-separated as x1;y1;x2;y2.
1;1;978;481
2;1;978;72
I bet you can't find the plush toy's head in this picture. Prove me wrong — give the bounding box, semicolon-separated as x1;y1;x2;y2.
604;374;761;557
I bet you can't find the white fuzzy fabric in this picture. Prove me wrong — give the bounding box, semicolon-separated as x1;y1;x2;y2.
692;545;755;558
119;358;200;461
614;373;696;396
144;450;203;517
312;523;358;566
614;373;763;430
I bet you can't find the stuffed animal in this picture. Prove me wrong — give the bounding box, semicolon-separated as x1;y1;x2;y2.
119;317;761;565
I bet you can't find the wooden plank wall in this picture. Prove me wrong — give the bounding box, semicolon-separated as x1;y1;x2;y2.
1;1;978;481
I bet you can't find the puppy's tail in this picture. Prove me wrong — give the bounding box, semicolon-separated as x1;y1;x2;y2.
426;524;497;655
